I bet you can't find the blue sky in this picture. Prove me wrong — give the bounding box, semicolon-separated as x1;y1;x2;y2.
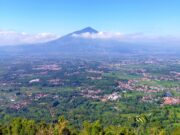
0;0;180;45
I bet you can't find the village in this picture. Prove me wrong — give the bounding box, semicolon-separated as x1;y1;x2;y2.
0;57;179;114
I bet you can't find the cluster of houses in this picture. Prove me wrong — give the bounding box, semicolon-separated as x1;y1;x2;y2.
141;95;153;103
9;100;30;110
102;92;120;102
9;93;50;110
162;92;180;105
81;89;102;99
34;93;49;100
33;64;61;71
80;88;120;102
48;79;63;85
117;79;163;93
170;71;180;80
163;97;180;105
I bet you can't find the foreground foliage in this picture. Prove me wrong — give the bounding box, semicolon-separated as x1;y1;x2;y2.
0;115;179;135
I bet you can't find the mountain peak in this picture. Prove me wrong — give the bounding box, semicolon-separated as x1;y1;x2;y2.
53;27;98;41
80;27;98;33
72;27;98;35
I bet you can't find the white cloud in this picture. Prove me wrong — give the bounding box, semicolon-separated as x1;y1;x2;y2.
0;29;179;46
72;32;180;44
0;30;59;46
72;32;124;39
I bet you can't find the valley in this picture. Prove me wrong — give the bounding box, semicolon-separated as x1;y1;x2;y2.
0;54;179;132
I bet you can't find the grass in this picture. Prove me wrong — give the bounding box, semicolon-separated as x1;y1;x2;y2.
138;80;180;88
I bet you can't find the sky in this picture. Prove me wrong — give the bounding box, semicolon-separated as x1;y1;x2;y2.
0;0;180;45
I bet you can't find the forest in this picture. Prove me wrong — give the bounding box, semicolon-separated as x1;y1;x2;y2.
0;113;179;135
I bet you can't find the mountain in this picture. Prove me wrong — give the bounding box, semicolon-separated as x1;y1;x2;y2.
0;27;180;56
39;27;134;55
